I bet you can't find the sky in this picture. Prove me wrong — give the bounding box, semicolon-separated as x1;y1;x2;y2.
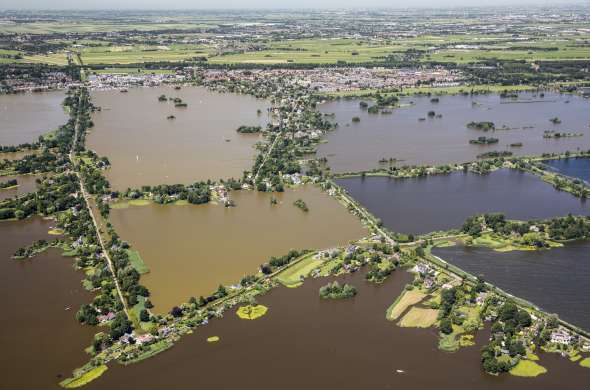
0;0;584;10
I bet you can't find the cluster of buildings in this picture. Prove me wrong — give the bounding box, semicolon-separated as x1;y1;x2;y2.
0;69;76;93
293;67;463;93
86;71;189;90
198;67;463;94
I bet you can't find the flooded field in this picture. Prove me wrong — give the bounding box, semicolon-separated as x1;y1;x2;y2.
0;218;95;390
0;91;67;145
86;270;590;390
88;86;270;190
336;169;589;234
545;157;590;184
109;185;367;312
0;174;41;201
434;241;590;331
318;92;590;173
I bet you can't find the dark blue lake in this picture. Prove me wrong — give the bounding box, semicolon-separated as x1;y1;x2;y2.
545;157;590;184
434;241;590;331
336;169;590;234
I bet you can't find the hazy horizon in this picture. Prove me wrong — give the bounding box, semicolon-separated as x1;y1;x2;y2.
0;0;587;11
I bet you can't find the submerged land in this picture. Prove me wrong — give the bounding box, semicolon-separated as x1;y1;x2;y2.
1;6;590;389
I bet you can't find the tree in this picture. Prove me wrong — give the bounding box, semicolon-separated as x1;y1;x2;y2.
440;318;453;334
516;310;532;328
139;309;150;322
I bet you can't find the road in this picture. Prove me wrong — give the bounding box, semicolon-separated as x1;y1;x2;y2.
69;91;131;319
254;131;282;182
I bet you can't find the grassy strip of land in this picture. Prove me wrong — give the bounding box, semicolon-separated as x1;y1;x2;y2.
386;289;426;321
326;83;537;98
580;357;590;368
119;339;174;366
60;365;108;389
468;232;563;252
110;199;152;209
126;249;149;274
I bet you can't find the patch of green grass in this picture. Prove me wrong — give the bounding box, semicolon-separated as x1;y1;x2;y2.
126;249;149;274
459;334;476;347
580;357;590;368
60;365;108;388
276;253;322;287
438;332;460;352
236;304;268;320
129;199;151;206
398;307;438;328
109;201;130;209
526;352;540;361
509;360;547;377
386;289;426;321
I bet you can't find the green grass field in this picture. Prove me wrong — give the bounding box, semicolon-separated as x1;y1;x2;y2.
509;360;548;377
398;307;439;328
276;253;322;287
126;249;149;274
60;365;108;388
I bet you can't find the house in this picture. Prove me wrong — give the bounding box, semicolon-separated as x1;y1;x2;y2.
413;262;430;275
97;312;116;323
424;277;436;289
119;333;134;344
346;245;358;255
551;330;572;345
136;334;154;345
476;292;488;306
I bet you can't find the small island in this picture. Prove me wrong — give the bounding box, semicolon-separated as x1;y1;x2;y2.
543;131;582;139
236;125;262;134
293;199;309;212
469;136;499;145
319;281;357;299
467;121;495;131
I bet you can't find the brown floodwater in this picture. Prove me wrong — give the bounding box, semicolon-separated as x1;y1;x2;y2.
318;92;590;173
86;269;590;390
0;217;96;389
88;86;270;190
109;185;367;312
0;174;42;201
0;91;67;145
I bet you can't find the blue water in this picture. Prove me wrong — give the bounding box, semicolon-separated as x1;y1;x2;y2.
545;157;590;184
434;241;590;331
336;169;590;234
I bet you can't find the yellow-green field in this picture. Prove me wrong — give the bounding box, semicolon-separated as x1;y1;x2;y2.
386;289;427;321
509;360;548;377
236;304;268;320
276;253;322;288
398;307;439;328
